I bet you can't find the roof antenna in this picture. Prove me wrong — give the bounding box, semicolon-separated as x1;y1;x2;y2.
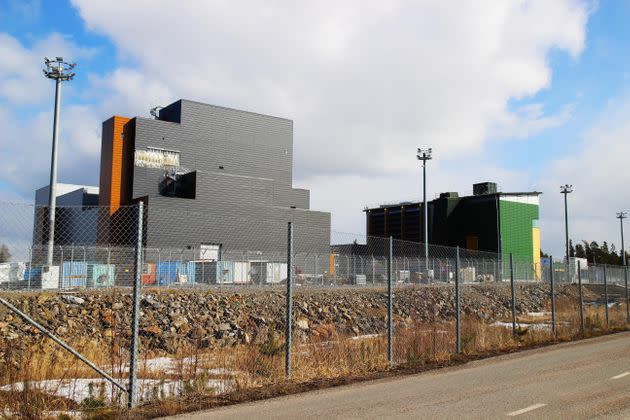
150;106;163;119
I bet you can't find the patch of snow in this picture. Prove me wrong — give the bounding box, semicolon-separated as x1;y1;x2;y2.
349;334;380;341
526;312;548;317
491;321;551;331
0;377;234;405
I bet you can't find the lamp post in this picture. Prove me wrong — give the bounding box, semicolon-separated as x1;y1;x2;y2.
560;184;573;282
617;212;627;266
43;57;76;266
417;148;432;275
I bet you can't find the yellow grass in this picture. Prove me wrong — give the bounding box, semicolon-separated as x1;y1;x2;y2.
1;297;629;418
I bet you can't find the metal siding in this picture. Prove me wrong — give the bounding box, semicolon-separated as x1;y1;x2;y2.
120;101;330;255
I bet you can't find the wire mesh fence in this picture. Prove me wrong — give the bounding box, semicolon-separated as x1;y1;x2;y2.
0;200;629;415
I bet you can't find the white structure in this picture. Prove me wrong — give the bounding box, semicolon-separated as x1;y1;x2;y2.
33;183;100;247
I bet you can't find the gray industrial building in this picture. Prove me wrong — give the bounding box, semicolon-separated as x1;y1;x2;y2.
32;183;100;246
99;99;331;258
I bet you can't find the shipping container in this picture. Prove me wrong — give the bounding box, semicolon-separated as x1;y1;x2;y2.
62;261;87;288
142;263;156;285
0;263;25;285
233;261;249;284
91;264;115;288
195;261;234;284
250;262;288;284
156;261;196;286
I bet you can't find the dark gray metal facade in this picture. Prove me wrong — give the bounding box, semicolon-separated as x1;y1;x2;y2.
128;100;330;255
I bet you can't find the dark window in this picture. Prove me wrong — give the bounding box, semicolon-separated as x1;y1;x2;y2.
159;170;196;199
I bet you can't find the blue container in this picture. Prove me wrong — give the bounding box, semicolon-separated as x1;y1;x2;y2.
194;261;233;284
62;261;87;288
156;261;197;285
24;267;42;282
156;262;177;286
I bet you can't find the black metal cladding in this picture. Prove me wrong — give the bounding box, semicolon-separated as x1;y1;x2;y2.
123;99;330;255
365;191;501;254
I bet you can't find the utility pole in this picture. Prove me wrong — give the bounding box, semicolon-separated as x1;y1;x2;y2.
43;57;76;266
417;147;432;278
617;212;627;266
560;184;573;282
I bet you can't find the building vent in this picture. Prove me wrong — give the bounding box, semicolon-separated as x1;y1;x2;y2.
473;182;497;196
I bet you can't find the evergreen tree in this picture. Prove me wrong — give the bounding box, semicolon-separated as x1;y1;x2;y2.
575;243;586;258
0;244;10;263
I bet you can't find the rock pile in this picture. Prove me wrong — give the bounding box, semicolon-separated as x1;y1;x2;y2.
0;284;582;357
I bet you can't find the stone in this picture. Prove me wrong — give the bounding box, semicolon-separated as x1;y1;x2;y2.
296;318;309;330
142;325;162;335
62;295;85;305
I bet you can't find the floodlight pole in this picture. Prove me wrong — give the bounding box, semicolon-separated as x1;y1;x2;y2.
43;57;75;266
561;184;573;282
417;148;432;277
617;212;627;266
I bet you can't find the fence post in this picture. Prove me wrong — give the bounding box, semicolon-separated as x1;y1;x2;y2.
510;253;517;336
625;266;630;324
578;260;585;335
387;236;393;365
27;246;32;290
550;255;556;336
128;201;143;408
603;265;609;328
455;246;461;353
285;222;293;377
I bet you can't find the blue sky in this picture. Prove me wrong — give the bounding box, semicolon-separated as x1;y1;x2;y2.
1;0;629;255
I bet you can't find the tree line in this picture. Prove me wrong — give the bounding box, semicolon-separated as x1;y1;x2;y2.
542;240;628;265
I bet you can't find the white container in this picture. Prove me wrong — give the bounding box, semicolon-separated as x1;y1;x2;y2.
354;274;367;285
460;267;476;282
41;265;60;290
233;262;249;284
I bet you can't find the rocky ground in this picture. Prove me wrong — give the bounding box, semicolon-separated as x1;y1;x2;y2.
0;283;596;360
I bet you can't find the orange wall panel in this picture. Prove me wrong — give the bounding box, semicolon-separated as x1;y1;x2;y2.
99;116;131;215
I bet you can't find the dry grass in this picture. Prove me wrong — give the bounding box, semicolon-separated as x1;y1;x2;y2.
1;295;629;419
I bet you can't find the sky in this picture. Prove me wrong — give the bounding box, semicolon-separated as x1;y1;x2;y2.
0;0;629;255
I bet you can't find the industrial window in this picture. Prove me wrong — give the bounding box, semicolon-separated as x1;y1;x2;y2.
159;170;196;199
135;147;180;169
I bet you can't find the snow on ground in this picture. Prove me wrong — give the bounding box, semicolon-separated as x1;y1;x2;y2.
491;321;552;331
108;356;238;376
0;377;233;405
526;312;548;317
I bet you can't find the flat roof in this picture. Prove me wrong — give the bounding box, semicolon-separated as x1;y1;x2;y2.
366;191;542;211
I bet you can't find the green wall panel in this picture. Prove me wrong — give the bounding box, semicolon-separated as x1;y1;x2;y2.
499;199;539;264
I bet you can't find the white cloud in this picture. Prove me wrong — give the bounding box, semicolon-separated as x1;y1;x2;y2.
71;1;587;174
0;32;93;105
71;0;590;235
1;2;590;240
491;102;575;139
539;93;630;255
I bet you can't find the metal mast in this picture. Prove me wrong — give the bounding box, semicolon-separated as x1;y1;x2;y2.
417;147;433;276
617;212;627;266
560;184;573;282
43;57;76;266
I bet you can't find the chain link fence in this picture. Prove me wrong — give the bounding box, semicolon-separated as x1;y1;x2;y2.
0;200;629;415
